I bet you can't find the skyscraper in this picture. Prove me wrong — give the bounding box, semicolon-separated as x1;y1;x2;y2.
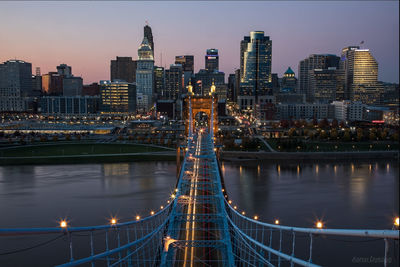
175;55;194;73
227;73;236;102
0;59;33;97
194;69;225;96
0;59;32;111
309;68;339;104
298;54;339;102
136;36;154;111
340;46;381;105
154;66;165;99
57;64;72;77
144;25;154;55
280;67;297;93
175;55;194;88
42;72;63;95
165;64;183;100
238;31;272;110
205;49;219;71
240;36;251;80
110;57;137;83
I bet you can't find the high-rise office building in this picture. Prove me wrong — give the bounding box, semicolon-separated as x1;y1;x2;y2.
309;68;339;104
298;54;339;102
57;64;83;96
154;66;165;99
280;67;297;93
227;73;236;102
240;36;251;80
144;25;154;55
339;46;360;99
175;55;194;73
205;49;219;71
100;80;136;113
238;31;272;110
32;67;42;96
57;64;72;77
194;69;225;96
165;64;183;100
240;31;272;95
42;64;83;96
63;76;83;96
0;59;33;97
234;69;241;103
0;59;32;111
340;46;381;105
111;57;137;83
42;72;63;95
136;36;154;111
175;55;194;88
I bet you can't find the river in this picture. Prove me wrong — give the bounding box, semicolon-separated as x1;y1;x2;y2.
0;159;398;266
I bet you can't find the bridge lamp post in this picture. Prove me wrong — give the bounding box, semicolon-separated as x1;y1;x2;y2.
316;221;323;229
275;219;280;225
60;220;68;228
395;217;399;227
150;211;155;215
254;215;259;220
136;216;141;221
110;218;117;225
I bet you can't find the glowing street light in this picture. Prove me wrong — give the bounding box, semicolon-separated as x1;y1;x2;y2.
254;215;259;220
395;217;399;227
316;221;323;229
110;218;117;225
275;219;280;225
60;220;67;228
150;211;155;215
136;216;141;221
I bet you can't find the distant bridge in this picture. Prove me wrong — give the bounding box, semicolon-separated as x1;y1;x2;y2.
1;92;399;266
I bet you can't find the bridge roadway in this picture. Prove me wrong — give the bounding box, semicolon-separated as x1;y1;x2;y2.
161;129;234;266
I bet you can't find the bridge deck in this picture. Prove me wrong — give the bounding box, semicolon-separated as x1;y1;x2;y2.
162;131;233;266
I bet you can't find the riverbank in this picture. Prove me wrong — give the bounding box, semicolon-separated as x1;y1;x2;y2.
0;151;176;165
1;142;398;165
220;150;399;161
0;143;176;165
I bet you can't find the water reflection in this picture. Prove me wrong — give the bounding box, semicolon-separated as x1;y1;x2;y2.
223;160;398;230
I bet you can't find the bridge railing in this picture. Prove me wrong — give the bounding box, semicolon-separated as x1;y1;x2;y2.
0;202;172;267
224;198;399;267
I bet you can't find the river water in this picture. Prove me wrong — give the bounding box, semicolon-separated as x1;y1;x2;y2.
0;160;398;266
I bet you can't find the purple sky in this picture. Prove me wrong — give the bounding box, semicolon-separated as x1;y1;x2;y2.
1;1;398;84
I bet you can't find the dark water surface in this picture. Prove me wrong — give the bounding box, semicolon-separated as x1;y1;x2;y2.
0;160;398;266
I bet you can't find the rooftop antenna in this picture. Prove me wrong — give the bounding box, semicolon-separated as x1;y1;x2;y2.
160;52;162;67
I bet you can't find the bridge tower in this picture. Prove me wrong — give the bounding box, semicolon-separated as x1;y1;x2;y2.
184;82;218;136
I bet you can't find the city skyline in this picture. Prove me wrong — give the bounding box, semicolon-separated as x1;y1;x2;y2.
0;1;399;84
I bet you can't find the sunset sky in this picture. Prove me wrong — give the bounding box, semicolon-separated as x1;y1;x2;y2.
1;1;398;84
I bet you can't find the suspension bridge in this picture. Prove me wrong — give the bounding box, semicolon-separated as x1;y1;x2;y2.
0;90;399;266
